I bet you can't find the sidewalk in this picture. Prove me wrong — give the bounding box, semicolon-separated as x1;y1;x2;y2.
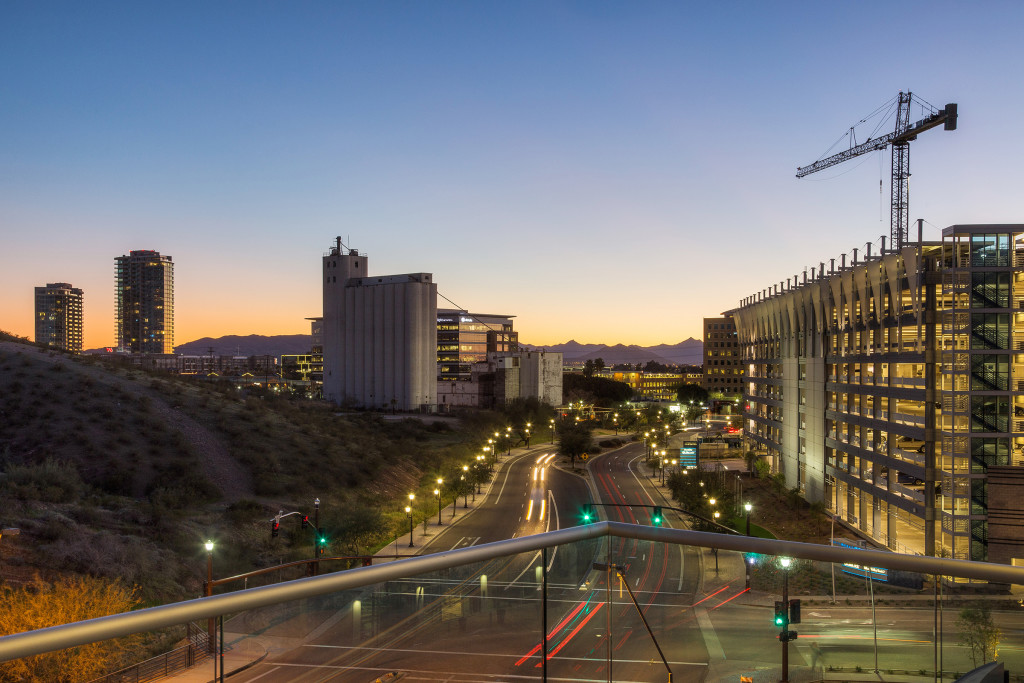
163;444;538;682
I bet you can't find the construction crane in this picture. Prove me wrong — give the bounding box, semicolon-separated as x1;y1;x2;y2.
796;91;957;250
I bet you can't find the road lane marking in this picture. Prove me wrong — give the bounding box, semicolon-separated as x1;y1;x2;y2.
243;667;280;680
493;451;526;504
695;605;725;660
507;550;542;587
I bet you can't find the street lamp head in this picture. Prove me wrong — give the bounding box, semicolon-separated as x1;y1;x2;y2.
437;477;443;485
434;488;440;496
709;498;716;506
714;511;720;519
744;502;752;513
204;540;214;553
463;465;469;472
405;506;411;514
780;557;791;569
408;493;415;501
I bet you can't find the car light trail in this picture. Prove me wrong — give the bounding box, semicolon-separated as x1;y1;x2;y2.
707;587;749;611
539;498;545;521
692;585;730;606
525;500;533;521
514;600;589;666
541;601;606;662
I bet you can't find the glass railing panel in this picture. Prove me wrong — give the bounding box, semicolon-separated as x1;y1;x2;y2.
8;529;1024;682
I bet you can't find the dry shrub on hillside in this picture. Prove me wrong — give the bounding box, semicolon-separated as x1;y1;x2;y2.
0;575;142;683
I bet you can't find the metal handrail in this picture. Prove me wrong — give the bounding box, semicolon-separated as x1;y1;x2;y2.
3;521;1024;663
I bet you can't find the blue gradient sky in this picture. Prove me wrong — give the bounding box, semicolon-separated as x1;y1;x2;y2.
2;2;1022;349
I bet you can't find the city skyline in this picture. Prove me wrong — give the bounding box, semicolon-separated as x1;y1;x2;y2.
2;2;1023;350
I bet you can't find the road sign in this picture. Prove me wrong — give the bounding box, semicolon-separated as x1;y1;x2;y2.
579;453;589;461
679;444;699;469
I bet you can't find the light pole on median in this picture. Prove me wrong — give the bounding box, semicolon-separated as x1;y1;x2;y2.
461;466;469;507
405;506;414;548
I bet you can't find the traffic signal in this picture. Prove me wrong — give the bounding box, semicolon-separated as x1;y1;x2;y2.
582;504;593;524
271;521;280;538
301;515;310;529
788;599;801;624
778;630;798;642
317;534;328;555
652;506;663;526
774;601;788;627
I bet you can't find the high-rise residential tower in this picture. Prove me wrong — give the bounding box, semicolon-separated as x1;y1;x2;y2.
322;239;437;411
34;283;84;353
115;250;174;354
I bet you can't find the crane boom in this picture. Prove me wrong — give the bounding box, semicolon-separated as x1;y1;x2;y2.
795;92;958;249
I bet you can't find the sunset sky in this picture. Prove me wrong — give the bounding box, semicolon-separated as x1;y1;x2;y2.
3;2;1023;350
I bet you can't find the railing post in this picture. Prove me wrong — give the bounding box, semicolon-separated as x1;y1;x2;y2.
542;546;548;683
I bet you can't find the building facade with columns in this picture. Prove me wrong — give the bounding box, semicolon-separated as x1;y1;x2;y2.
734;225;1024;568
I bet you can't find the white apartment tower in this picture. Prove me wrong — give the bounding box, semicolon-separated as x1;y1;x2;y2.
322;239;437;411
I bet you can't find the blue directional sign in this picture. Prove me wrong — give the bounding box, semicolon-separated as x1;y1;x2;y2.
679;444;699;469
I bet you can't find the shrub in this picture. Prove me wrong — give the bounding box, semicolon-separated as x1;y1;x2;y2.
2;458;86;503
0;575;143;682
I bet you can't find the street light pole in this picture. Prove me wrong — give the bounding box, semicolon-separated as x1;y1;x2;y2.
405;506;413;547
781;557;791;682
712;511;720;572
204;541;215;656
436;478;443;525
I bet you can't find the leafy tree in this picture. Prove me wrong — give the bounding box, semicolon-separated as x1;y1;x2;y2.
754;459;770;480
557;421;592;469
675;383;709;406
594;358;605;374
957;603;1001;668
562;373;632;407
665;469;734;531
0;575;143;683
743;450;759;474
329;505;386;556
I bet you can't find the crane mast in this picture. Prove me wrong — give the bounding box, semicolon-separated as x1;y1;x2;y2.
796;92;957;250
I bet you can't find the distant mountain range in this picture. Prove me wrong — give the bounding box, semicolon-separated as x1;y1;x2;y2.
174;335;313;357
525;338;703;366
89;334;704;366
